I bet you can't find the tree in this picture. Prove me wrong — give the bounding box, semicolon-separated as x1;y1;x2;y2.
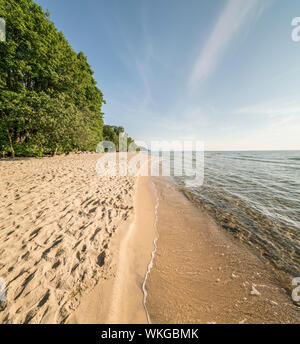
102;125;137;152
0;0;104;157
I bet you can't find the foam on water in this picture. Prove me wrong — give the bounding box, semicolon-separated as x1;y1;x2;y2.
142;179;160;324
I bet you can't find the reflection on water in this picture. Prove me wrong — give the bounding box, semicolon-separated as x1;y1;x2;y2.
158;150;300;286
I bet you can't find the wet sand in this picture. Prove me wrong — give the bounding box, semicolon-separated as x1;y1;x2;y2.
145;177;300;324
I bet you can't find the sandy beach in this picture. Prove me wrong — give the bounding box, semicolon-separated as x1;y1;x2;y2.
0;154;299;324
2;0;300;330
69;175;157;324
0;153;137;323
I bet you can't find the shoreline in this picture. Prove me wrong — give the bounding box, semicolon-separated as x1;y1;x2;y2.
0;154;298;323
69;175;156;324
145;177;299;323
71;173;299;324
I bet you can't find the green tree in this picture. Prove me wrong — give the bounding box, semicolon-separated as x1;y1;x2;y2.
102;125;137;152
0;0;104;157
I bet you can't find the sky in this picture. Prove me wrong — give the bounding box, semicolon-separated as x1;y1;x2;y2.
36;0;300;151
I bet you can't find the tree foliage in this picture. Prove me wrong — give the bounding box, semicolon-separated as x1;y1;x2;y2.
0;0;106;157
103;125;137;152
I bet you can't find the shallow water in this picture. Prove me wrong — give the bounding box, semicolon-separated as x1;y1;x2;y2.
155;150;300;282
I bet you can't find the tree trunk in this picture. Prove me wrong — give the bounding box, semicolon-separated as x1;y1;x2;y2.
7;130;15;159
53;147;58;156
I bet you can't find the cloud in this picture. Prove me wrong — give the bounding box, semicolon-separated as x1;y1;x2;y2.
222;121;300;150
188;0;262;88
154;105;215;135
234;96;300;119
235;105;300;118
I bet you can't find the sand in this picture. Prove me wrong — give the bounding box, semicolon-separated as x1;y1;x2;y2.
68;175;156;324
146;177;300;324
0;154;299;324
0;153;137;323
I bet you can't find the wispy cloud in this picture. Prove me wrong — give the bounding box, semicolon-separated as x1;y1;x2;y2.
234;96;300;119
188;0;263;88
235;105;300;118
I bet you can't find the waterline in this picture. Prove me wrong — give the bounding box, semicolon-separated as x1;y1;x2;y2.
142;180;160;324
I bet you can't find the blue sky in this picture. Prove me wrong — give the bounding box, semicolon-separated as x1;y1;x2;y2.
36;0;300;150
